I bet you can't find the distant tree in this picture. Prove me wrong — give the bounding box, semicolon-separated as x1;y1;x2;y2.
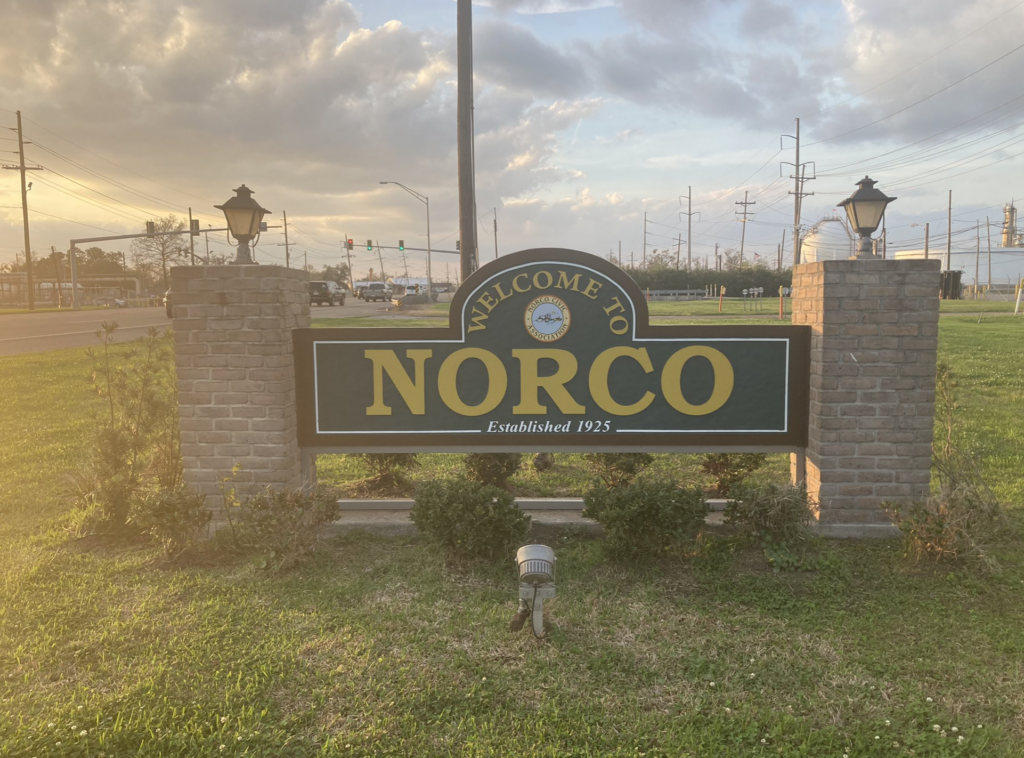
130;215;188;291
79;247;124;276
320;263;350;285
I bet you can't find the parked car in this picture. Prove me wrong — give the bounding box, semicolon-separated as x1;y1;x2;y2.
363;282;392;302
163;289;172;318
354;284;368;299
308;280;345;306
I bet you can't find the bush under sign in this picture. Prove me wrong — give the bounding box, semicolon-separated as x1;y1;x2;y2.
294;249;810;451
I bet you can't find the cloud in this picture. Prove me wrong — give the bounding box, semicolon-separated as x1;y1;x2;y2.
475;20;589;97
474;0;615;14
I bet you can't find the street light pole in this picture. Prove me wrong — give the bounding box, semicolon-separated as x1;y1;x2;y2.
380;181;432;299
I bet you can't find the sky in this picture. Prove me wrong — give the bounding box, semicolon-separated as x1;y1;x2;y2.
2;0;1024;286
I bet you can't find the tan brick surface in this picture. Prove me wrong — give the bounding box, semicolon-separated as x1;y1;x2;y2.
170;265;310;508
792;259;940;524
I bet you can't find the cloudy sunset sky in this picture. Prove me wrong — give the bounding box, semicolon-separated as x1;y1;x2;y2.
1;0;1023;282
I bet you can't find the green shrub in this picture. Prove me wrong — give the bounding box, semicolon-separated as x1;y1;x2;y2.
700;453;767;496
724;483;812;544
230;486;341;570
70;324;181;535
362;454;418;492
464;453;523;489
130;489;211;560
412;478;530;560
582;479;708;558
882;363;1006;568
585;453;654;489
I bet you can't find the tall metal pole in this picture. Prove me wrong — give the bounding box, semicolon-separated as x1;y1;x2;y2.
946;189;952;270
924;222;929;259
736;190;755;268
425;199;433;298
187;207;196;265
457;0;478;282
792;117;801;266
343;236;354;292
282;210;291;268
986;216;992;295
493;206;498;260
376;241;386;282
642;212;647;268
687;186;692;270
715;242;719;271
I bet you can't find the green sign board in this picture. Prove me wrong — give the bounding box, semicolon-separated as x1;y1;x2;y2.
294;249;809;451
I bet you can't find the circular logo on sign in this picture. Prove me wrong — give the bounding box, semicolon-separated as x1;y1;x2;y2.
524;295;570;342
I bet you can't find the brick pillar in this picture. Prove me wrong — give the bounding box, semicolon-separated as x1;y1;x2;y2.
791;258;941;532
170;265;310;508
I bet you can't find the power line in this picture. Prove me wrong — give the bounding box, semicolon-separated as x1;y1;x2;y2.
808;41;1024;146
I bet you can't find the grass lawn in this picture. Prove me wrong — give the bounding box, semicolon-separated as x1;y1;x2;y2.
1;318;1023;756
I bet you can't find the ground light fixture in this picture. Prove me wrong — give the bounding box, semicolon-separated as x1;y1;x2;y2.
215;184;270;264
511;544;556;637
838;176;896;259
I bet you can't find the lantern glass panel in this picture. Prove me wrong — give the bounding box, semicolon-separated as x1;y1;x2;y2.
850;198;888;235
223;207;258;239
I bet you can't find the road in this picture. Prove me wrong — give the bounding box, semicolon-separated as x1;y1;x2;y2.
0;298;392;357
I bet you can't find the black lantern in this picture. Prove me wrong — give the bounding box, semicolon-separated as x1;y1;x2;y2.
215;184;270;264
838;176;896;259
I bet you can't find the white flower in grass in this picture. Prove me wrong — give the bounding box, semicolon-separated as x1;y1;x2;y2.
977;725;983;729
926;697;933;702
875;735;880;740
958;735;965;744
219;746;226;752
709;682;715;687
749;673;756;679
724;708;731;713
933;725;941;731
941;730;947;738
79;730;88;737
885;720;891;726
481;677;487;681
952;727;958;732
47;723;54;729
760;738;766;744
55;742;61;747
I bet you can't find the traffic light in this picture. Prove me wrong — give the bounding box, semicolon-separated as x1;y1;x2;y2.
346;239;354;251
146;221;156;237
398;240;405;251
190;219;200;236
366;239;373;251
455;240;460;252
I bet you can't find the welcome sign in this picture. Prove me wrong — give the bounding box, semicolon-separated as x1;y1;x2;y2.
294;249;809;451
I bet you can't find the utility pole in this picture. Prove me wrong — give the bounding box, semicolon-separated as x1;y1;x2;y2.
679;186;699;269
736;191;755;268
780;229;786;270
618;240;622;266
205;225;211;262
782;118;813;265
457;0;479;282
282;210;291;268
493;207;498;260
376;240;386;282
946;189;952;270
986;216;992;295
3;110;44;309
630;250;634;269
924;222;929;259
50;246;62;307
975;221;981;299
676;234;681;267
188;207;196;265
343;236;354;292
642;212;647;268
401;247;409;281
304;250;308;272
882;215;887;259
714;242;719;272
121;250;128;301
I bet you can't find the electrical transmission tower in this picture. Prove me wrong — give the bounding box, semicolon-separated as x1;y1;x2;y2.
735;191;756;268
679;186;700;270
781;117;815;266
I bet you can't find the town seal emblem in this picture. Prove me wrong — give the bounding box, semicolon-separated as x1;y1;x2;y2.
524;295;570;342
